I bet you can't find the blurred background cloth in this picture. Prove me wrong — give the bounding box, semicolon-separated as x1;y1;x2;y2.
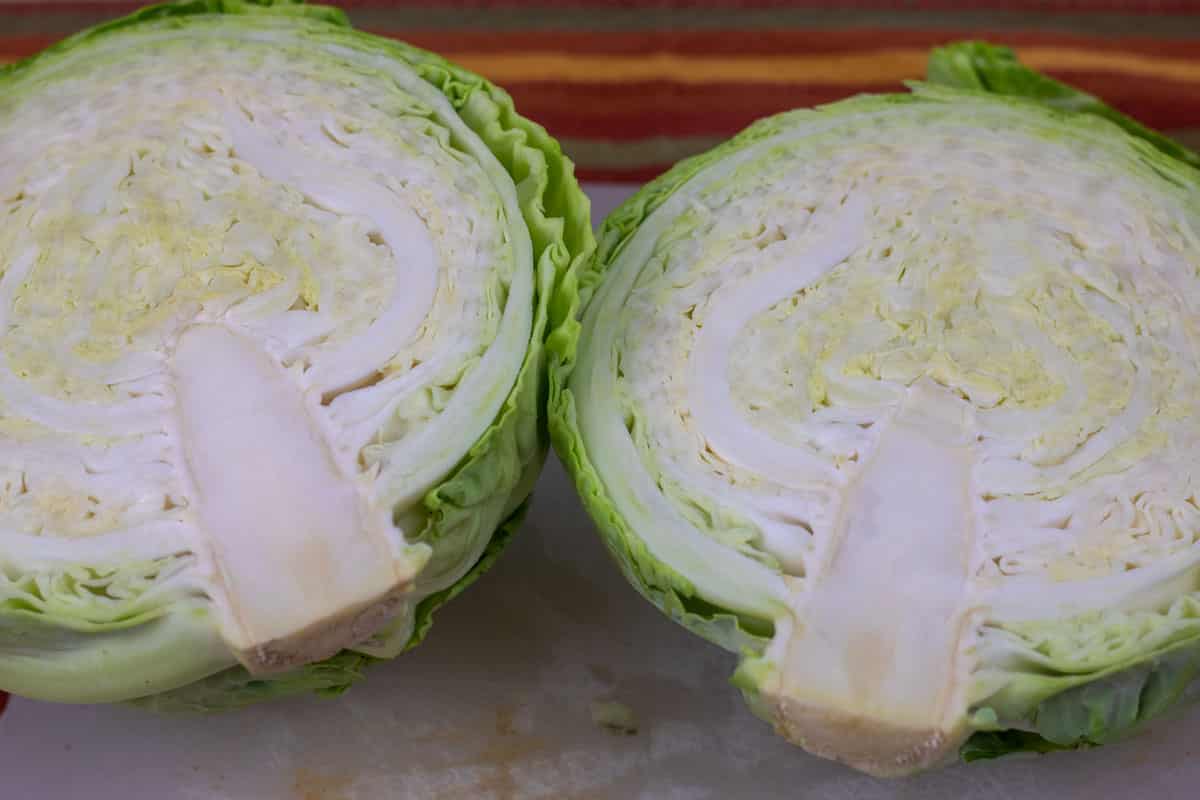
2;0;1198;182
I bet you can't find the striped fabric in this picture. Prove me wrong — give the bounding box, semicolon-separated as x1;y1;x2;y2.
2;1;1199;181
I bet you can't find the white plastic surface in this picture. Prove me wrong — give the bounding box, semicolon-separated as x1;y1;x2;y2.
2;185;1200;799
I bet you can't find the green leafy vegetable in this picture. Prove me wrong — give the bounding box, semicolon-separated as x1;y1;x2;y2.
551;43;1200;776
0;0;593;708
961;730;1081;763
927;41;1200;170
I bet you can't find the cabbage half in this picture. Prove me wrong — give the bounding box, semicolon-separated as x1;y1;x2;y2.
549;43;1200;776
0;0;592;709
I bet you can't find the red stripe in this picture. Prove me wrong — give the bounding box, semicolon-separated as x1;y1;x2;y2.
390;29;1200;57
15;27;1197;57
9;26;1200;63
0;0;1198;14
1048;70;1200;129
4;22;1197;61
0;3;141;14
7;29;1199;59
505;82;883;139
365;0;1200;9
0;35;56;58
501;73;1200;139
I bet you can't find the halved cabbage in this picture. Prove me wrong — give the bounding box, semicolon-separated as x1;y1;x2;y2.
0;0;592;709
549;43;1200;775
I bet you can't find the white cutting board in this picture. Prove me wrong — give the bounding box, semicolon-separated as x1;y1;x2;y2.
2;185;1198;800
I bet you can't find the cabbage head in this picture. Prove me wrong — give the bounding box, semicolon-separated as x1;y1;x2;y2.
0;0;592;710
549;42;1200;776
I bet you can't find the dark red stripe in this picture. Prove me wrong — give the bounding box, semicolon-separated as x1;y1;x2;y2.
575;164;672;183
0;35;56;58
501;74;1200;140
1048;70;1200;129
0;3;141;15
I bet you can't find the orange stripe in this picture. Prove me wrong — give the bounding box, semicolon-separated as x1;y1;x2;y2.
450;49;928;85
1021;47;1200;85
448;47;1200;86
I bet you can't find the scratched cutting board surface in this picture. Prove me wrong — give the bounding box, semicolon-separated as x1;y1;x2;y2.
2;185;1200;800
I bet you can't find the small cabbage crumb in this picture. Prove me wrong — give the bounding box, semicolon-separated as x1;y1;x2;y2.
590;700;639;736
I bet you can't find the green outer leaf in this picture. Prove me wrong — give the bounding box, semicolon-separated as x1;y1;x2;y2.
131;650;375;714
0;602;235;704
963;634;1200;761
133;503;529;712
1034;647;1198;746
960;730;1081;764
545;106;823;660
359;31;595;654
926;41;1200;763
925;41;1200;170
402;502;530;654
0;0;594;707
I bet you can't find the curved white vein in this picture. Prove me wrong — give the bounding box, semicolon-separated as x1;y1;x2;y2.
687;192;868;488
223;107;438;394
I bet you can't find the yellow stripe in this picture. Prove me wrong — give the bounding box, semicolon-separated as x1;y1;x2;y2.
448;46;1200;86
450;49;928;85
1020;47;1200;84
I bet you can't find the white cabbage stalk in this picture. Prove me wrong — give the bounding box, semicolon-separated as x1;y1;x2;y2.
0;1;591;709
551;47;1200;775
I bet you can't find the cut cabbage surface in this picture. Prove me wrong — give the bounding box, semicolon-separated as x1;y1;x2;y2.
0;0;592;709
549;43;1200;775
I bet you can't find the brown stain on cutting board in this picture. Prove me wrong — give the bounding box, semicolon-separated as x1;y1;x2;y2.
292;767;354;800
421;705;554;800
494;704;518;737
